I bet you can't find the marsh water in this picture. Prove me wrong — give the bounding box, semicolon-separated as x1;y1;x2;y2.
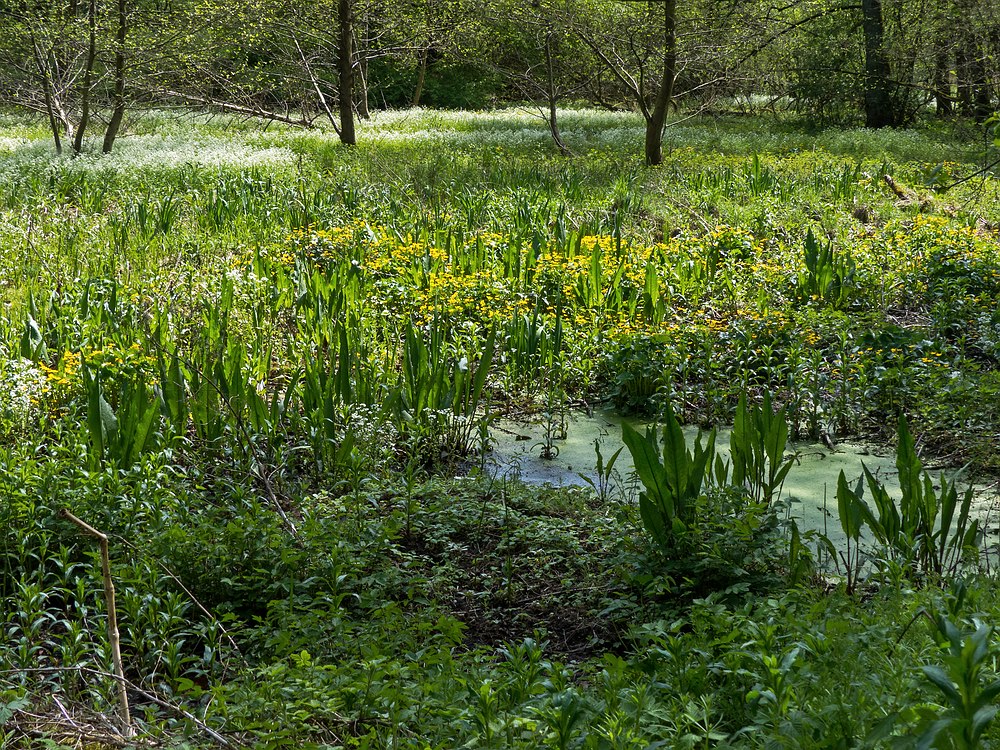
487;409;1000;550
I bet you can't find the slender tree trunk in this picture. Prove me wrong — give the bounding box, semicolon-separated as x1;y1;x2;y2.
544;29;570;156
412;46;429;107
45;49;76;144
357;60;370;118
31;32;62;154
338;0;356;145
955;45;973;115
102;0;128;153
969;50;992;122
73;0;98;153
933;51;952;116
645;0;677;166
860;0;895;128
354;24;370;119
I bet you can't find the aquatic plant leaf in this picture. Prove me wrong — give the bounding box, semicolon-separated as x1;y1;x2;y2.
895;414;923;522
659;405;691;499
688;429;715;499
622;422;672;515
863;463;899;550
836;470;867;541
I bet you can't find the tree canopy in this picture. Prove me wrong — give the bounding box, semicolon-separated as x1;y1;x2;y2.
0;0;997;155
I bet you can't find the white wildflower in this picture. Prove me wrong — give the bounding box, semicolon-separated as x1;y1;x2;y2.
1;357;49;429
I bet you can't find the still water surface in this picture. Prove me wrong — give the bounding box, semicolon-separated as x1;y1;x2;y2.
487;409;999;550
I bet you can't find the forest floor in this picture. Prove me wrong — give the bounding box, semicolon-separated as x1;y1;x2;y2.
2;107;1000;748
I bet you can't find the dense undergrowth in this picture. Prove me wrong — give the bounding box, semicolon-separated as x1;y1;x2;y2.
2;108;1000;748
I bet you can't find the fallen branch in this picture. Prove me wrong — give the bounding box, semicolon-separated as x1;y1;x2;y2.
883;174;909;201
945;157;1000;190
159;90;316;128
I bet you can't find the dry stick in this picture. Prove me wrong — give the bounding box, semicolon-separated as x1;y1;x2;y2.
2;666;242;749
60;509;133;737
158;90;316;128
79;668;242;750
883;174;911;201
294;35;340;133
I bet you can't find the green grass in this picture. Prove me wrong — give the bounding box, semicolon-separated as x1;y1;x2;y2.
1;107;1000;748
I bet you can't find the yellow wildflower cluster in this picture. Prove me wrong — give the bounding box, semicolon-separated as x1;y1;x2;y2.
419;271;513;323
276;217;1000;353
284;221;381;268
40;350;81;389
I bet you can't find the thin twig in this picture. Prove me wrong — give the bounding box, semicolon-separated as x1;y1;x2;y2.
141;333;300;539
116;536;246;668
108;673;241;749
943;158;1000;191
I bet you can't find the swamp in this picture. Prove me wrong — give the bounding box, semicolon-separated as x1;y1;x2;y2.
2;107;1000;748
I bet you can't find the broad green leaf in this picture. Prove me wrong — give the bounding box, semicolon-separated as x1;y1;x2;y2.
603;445;624;475
915;718;951;750
836;471;863;540
921;665;960;709
660;405;690;498
971;704;999;740
639;493;668;547
862;712;898;746
974;678;1000;709
896;415;922;510
20;315;44;360
622;422;671;515
468;327;496;415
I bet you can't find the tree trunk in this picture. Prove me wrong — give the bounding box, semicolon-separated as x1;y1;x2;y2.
412;46;429;107
933;51;952;116
338;0;356;145
860;0;895;128
544;29;570;156
102;0;128;153
73;0;98;153
645;0;677;166
31;32;62;154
